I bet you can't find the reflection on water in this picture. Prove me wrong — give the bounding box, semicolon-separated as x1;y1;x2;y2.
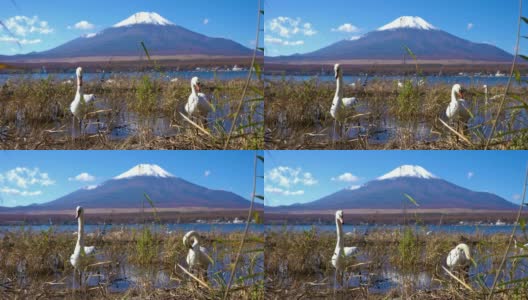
266;74;527;87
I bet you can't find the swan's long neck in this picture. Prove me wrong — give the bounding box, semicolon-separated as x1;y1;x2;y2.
76;215;84;248
192;237;199;249
336;218;343;249
335;74;343;99
451;88;458;103
76;76;83;96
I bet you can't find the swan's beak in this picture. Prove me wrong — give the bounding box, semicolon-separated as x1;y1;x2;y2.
195;83;201;92
335;72;338;79
338;216;343;224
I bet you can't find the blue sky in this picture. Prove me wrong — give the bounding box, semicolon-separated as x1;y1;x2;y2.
0;151;263;207
265;151;528;207
0;0;260;55
265;0;526;56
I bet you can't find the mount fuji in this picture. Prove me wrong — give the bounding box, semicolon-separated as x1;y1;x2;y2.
271;165;517;211
270;16;513;62
0;164;257;211
1;12;252;61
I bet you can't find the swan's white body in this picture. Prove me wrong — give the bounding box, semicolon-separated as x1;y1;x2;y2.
183;230;211;273
330;64;358;122
446;243;470;270
331;210;358;286
446;84;469;122
185;77;212;121
514;239;528;253
70;67;96;120
70;206;95;276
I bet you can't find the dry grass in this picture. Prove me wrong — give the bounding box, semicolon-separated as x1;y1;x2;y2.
0;76;263;150
265;227;528;299
0;227;264;299
265;78;528;150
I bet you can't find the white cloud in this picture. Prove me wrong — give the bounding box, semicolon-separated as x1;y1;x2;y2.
3;167;54;188
467;172;474;179
203;18;209;25
467;23;474;30
348;35;362;41
0;36;41;45
265;35;304;46
71;20;95;30
265;16;316;49
348;185;362;190
0;187;41;196
204;170;211;177
513;194;522;201
332;23;360;33
265;166;317;197
332;172;360;183
69;172;95;182
266;166;318;188
265;186;304;196
4;15;53;36
267;17;317;38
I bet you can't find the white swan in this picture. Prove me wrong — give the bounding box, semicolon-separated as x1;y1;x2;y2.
331;210;359;287
183;230;211;277
70;206;95;286
446;243;471;282
446;84;470;134
514;239;528;253
185;77;212;127
70;67;96;136
331;64;358;128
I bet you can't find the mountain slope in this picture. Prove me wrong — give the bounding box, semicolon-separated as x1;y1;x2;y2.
272;165;516;211
272;16;512;62
3;12;252;60
2;164;257;211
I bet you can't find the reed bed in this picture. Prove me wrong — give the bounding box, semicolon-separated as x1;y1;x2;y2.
0;76;264;150
265;78;528;150
0;227;264;299
265;227;528;299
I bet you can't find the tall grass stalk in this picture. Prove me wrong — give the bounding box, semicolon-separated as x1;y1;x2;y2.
485;0;523;149
487;163;528;299
223;152;262;299
223;0;263;149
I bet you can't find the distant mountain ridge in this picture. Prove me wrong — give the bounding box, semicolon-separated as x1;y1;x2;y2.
270;16;513;62
1;12;252;61
0;164;259;211
270;165;517;211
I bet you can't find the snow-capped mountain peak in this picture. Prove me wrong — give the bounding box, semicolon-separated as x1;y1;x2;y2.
114;164;174;179
113;12;174;28
377;165;437;180
378;16;437;31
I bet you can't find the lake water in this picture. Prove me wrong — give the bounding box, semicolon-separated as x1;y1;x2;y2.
0;223;264;234
265;224;520;235
265;74;525;87
0;70;253;84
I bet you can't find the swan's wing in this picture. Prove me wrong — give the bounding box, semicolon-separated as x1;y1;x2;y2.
342;97;358;107
84;246;95;255
186;94;198;114
446;248;458;267
83;94;96;103
199;247;214;265
197;93;212;113
344;247;358;257
446;101;458;119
